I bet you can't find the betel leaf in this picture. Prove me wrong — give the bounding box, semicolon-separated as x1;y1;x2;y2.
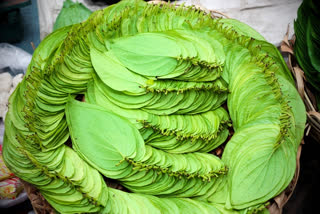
218;19;266;42
222;125;295;209
276;75;306;147
53;0;92;31
65;97;146;173
294;0;320;91
110;33;180;77
306;16;320;72
90;47;147;94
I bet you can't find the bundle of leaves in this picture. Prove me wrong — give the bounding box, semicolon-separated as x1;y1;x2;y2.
294;0;320;107
3;0;305;213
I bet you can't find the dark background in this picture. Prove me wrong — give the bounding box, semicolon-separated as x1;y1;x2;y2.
283;135;320;214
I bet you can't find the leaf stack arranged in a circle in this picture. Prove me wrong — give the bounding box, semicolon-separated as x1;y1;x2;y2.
3;0;306;213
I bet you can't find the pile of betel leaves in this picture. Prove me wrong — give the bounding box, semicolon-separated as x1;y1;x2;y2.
3;0;306;213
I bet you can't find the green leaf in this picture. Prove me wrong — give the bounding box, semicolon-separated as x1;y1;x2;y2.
218;19;266;41
110;32;180;77
223;125;295;209
90;47;147;94
65;97;146;175
53;0;92;31
294;0;320;91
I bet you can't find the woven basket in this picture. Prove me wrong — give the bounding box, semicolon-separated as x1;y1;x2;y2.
22;180;55;214
22;1;306;214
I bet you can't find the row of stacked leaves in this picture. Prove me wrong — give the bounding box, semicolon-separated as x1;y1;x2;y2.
293;0;320;140
294;0;320;102
3;0;306;213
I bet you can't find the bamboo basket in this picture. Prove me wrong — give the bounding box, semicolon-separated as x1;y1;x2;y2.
21;1;311;214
